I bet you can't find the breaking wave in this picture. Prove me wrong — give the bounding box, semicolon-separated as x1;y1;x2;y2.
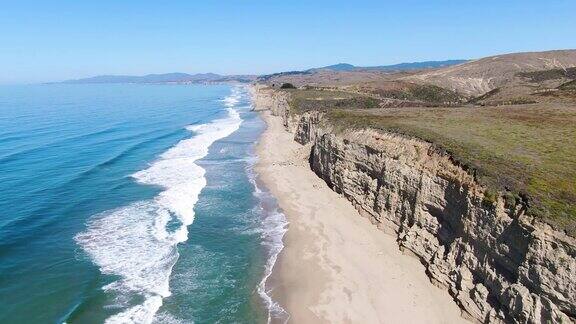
75;88;243;323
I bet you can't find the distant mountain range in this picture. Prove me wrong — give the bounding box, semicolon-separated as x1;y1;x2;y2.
314;60;468;72
62;60;468;84
258;59;469;82
62;73;257;84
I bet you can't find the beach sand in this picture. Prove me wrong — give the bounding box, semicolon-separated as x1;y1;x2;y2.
255;111;467;323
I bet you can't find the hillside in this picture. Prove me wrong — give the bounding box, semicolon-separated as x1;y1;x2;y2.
252;51;576;322
253;67;576;322
258;59;468;87
265;48;576;234
361;59;468;71
405;49;576;96
310;60;468;72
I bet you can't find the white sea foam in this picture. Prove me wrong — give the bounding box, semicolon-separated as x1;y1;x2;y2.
75;88;243;324
248;164;290;323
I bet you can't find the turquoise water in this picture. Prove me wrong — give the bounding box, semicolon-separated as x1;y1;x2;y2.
0;84;287;323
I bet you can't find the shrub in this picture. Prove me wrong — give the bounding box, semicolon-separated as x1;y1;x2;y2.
280;83;296;89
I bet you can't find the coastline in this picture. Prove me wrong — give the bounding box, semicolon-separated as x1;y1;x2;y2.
254;109;467;323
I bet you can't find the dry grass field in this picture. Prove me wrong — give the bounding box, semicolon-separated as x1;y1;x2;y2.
282;87;576;234
270;50;576;235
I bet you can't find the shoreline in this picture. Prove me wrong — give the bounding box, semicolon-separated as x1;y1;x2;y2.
255;109;467;323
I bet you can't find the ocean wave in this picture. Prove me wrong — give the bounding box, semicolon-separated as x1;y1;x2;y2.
0;129;185;248
247;158;290;323
75;88;243;323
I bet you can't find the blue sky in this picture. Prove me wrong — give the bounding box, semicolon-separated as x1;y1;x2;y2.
1;0;575;83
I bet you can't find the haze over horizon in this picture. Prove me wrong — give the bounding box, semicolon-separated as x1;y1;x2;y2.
2;0;576;84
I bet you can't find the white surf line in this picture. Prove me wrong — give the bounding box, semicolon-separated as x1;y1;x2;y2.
253;182;290;324
75;87;244;324
247;116;290;323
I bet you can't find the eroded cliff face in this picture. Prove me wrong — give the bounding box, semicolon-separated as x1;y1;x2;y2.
252;87;576;324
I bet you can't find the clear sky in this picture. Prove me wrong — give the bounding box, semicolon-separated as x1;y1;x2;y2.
1;0;575;83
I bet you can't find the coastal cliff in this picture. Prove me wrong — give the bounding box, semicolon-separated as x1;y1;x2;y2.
252;86;576;324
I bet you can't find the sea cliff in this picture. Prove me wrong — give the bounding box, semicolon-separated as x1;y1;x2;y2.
252;86;575;324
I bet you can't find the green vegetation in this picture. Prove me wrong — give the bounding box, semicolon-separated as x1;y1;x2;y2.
468;88;538;106
283;88;380;113
274;89;576;236
280;82;296;89
558;79;576;90
517;67;576;82
370;83;465;105
281;87;576;234
320;104;576;235
536;80;576;100
468;88;501;104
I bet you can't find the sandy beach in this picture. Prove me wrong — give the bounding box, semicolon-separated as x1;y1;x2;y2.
255;110;467;323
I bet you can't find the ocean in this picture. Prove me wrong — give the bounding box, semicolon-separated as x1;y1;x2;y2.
0;84;287;323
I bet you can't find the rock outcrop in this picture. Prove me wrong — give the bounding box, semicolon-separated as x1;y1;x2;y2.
251;87;576;323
